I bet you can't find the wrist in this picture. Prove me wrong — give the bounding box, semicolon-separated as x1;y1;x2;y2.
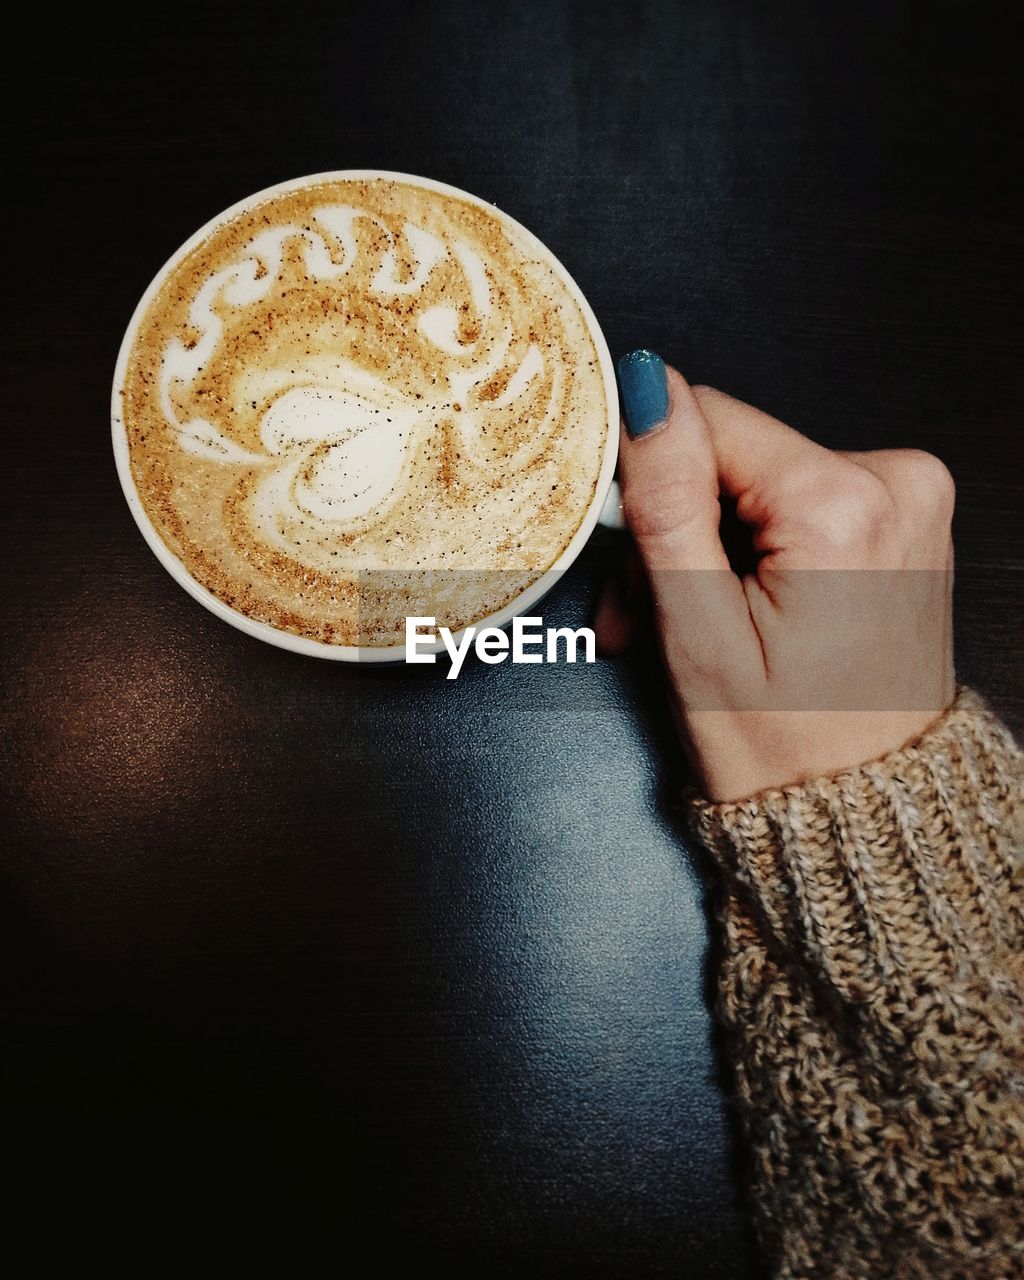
683;702;956;804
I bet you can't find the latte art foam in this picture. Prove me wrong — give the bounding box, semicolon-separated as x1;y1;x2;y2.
118;176;610;646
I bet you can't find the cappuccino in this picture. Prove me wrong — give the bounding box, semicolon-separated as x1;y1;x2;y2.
117;175;610;647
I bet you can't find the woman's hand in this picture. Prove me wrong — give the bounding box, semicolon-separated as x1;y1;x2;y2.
596;351;956;802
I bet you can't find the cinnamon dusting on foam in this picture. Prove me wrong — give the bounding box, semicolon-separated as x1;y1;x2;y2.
120;178;608;646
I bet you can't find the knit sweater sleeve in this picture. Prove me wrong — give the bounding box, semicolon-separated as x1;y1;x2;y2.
687;687;1024;1280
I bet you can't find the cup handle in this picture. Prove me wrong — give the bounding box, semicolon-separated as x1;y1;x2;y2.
596;479;625;530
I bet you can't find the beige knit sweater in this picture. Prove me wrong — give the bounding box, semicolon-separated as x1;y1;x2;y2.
688;687;1024;1280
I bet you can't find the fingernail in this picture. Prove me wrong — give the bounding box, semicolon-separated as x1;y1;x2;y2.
617;349;669;439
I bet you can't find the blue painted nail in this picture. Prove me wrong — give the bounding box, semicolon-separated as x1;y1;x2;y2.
617;349;669;438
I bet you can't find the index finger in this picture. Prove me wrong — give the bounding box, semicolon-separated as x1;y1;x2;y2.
691;384;848;518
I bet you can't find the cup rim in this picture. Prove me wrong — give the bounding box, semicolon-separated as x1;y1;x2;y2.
111;169;620;662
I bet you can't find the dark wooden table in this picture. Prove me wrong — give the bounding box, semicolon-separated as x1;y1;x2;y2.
4;3;1021;1273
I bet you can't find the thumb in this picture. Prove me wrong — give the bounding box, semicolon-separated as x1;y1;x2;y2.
617;351;729;572
616;350;753;668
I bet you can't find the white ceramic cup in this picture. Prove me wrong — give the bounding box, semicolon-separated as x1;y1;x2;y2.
112;170;622;662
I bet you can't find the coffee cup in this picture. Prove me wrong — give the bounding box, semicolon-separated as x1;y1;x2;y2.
112;170;621;662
